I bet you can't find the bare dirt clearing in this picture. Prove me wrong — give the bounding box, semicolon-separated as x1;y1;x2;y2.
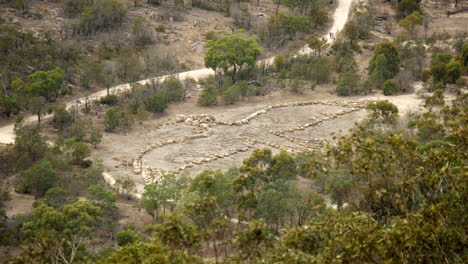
95;85;376;195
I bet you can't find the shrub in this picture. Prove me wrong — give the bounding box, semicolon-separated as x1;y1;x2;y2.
116;225;140;246
16;159;58;197
145;93;169;113
104;107;119;132
162;76;184;102
462;43;468;66
397;0;420;19
366;100;399;123
430;63;447;84
198;86;218;106
421;69;431;82
382;80;399;96
336;71;359;96
368;41;400;82
222;86;241;105
274;54;286;72
431;53;452;66
290;80;305;94
416;113;445;141
100;94;118;106
446;61;462;84
234;81;256;100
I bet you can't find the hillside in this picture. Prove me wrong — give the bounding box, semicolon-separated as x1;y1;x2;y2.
0;0;467;263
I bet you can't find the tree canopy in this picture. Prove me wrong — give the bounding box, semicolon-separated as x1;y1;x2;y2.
205;33;261;83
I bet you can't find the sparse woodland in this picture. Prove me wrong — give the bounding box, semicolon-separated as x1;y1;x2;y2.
0;0;467;263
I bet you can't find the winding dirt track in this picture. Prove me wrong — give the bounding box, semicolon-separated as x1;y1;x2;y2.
0;0;354;145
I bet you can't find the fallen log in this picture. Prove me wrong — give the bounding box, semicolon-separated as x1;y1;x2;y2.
447;8;468;16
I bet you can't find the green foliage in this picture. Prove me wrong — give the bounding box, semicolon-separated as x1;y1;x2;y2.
16;158;58;197
307;35;327;55
71;142;91;165
131;17;153;46
372;54;394;87
366;100;399;123
141;174;186;218
117;225;141;246
103;237;202;264
104;107;119;132
198;85;218;106
188;169;235;216
399;11;423;36
44;187;76;208
205;34;260;82
234;149;297;222
52;105;73;131
288;56;332;83
382;79;399;95
222;85;241;104
25;67;65;101
104;106;134;132
115;178;136;200
148;214;200;251
336;71;359;96
446;61;462;83
273;54;286;72
344;21;360;44
290;79;305;94
430;62;448;84
368;41;400;83
0;95;19;117
100;94;119;106
20;201;101;264
161;76;185;102
233;220;273;261
144;93;169;113
87;184;117;213
90;128;103;148
14;120;48;162
267;14;311;41
397;0;421;19
414;112;445;141
68;0;127;36
462;43;468;66
431;53;452;66
424;89;445;111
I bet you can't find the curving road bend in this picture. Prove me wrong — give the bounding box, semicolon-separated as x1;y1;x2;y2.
0;0;354;145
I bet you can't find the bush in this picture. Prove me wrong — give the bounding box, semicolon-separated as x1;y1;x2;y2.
161;76;184;102
431;53;452;66
368;41;400;83
52;105;73;131
145;93;169;113
446;61;462;84
116;225;141;246
100;94;119;106
336;71;359;96
234;81;256;100
462;43;468;66
290;80;305;95
222;86;241;105
273;54;286;72
416;113;445;142
397;0;420;19
16;159;58;197
421;69;431;82
198;86;218;106
382;80;399;96
430;63;447;84
366;100;399;123
104;107;119;132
